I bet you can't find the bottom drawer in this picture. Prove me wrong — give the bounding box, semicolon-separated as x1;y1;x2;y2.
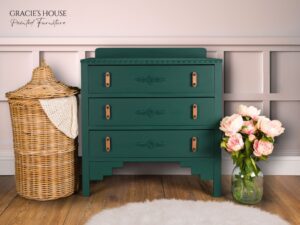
89;130;215;158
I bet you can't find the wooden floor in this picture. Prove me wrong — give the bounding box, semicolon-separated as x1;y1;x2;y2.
0;175;299;225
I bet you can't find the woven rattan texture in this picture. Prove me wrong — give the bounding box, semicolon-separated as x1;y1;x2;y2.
8;100;77;200
6;61;79;99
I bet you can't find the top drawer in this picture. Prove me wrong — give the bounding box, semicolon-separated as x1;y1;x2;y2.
88;65;214;96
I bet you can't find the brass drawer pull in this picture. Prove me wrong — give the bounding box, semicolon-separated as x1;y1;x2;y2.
192;72;197;87
192;104;198;120
105;104;111;120
105;72;111;87
192;137;197;152
105;136;111;152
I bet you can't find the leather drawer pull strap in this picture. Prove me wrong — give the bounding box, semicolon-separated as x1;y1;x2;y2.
192;72;197;87
105;136;111;152
192;137;197;152
105;72;111;87
192;104;198;120
105;104;111;120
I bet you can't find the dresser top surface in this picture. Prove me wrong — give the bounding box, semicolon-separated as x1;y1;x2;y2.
81;48;222;64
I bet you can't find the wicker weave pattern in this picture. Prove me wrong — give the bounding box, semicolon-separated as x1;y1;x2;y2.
6;61;78;201
6;61;79;99
8;98;77;200
15;151;76;200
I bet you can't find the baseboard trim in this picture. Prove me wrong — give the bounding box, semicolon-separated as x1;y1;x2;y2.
0;150;299;175
222;156;300;175
0;150;14;175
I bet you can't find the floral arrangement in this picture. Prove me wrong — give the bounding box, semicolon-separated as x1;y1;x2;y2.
220;105;285;204
220;105;285;174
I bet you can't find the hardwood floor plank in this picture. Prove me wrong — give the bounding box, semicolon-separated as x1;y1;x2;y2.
162;175;198;200
0;176;17;216
65;177;116;225
126;175;165;202
275;176;300;201
40;197;75;225
0;175;298;225
221;176;233;200
63;175;164;225
265;176;300;225
62;190;96;225
181;176;217;201
0;196;34;225
0;193;75;225
258;176;297;225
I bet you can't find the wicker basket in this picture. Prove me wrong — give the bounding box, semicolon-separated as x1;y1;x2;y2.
6;60;79;201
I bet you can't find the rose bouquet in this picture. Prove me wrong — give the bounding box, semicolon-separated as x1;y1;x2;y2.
220;105;284;204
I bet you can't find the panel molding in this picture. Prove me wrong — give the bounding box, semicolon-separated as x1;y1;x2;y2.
222;156;300;175
224;51;263;94
1;37;300;174
0;150;14;175
1;150;300;175
0;51;34;101
262;51;271;117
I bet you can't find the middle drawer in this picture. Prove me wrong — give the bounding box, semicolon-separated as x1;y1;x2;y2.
89;98;215;127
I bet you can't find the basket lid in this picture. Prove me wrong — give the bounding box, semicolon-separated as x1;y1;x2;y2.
6;60;79;99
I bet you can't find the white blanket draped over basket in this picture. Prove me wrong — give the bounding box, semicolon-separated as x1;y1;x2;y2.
39;96;78;139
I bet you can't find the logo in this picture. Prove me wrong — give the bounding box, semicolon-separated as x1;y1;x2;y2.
9;9;67;28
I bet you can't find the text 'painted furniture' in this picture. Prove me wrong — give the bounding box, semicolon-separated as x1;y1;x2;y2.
81;48;222;196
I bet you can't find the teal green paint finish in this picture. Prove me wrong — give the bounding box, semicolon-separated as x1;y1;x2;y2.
180;160;214;180
81;62;90;197
88;125;216;130
89;130;214;158
89;159;214;182
81;48;223;197
90;162;124;181
212;61;223;197
81;58;222;65
95;48;207;59
89;98;215;127
88;65;214;95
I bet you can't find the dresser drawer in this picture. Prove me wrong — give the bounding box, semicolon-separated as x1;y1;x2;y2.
88;65;214;95
89;98;216;127
89;130;214;158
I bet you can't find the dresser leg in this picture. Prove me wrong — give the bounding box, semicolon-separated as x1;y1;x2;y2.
213;177;222;197
82;161;90;196
212;158;222;197
82;177;90;196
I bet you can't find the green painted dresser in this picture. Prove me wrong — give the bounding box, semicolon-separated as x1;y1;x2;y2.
81;48;222;196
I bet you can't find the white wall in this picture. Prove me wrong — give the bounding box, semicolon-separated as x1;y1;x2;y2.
0;0;300;175
1;0;300;37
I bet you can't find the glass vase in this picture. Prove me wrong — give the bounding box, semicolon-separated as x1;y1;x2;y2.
231;165;263;204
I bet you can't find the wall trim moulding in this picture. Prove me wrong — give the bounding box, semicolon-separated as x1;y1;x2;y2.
1;37;300;46
0;150;14;175
1;38;299;175
1;150;299;175
221;156;300;176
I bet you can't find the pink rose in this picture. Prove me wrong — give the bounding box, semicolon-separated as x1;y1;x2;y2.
241;120;257;135
220;114;243;136
238;105;261;120
253;140;274;157
248;134;256;142
226;133;244;152
257;116;285;138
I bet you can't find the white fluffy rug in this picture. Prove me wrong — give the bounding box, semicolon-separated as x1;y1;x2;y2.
85;199;289;225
